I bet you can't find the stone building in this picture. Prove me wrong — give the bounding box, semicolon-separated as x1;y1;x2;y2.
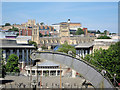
32;22;95;49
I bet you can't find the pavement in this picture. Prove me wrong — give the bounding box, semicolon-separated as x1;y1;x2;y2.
0;75;94;89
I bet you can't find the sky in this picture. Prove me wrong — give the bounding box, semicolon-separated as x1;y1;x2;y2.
2;2;118;33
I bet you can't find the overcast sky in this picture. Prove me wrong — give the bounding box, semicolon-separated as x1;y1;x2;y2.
2;2;118;33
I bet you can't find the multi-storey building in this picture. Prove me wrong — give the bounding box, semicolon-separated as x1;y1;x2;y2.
32;22;95;49
19;25;57;36
52;19;82;33
0;39;35;69
19;27;32;36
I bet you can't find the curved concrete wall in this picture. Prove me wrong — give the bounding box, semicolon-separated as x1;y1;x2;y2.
31;51;114;89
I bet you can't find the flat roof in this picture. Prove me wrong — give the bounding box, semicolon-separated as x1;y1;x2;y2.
75;42;94;48
36;61;60;67
0;39;35;48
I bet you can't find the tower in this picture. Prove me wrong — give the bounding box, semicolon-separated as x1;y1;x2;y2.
59;22;70;44
32;25;39;44
59;22;70;37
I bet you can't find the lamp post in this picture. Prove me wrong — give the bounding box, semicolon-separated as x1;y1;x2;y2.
114;74;116;87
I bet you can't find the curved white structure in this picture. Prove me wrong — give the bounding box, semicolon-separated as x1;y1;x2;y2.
31;51;114;89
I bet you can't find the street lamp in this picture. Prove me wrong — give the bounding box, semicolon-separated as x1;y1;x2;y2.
114;73;116;87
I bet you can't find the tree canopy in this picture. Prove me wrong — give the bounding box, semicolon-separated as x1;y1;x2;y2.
97;35;111;39
104;30;108;35
96;30;101;34
57;41;76;56
40;22;44;25
8;26;19;32
75;28;84;35
5;23;11;26
84;41;120;82
6;54;19;72
28;41;38;49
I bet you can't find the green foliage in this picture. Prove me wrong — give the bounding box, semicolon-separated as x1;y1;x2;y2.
39;33;51;37
104;30;108;35
84;42;120;82
2;25;4;27
6;54;19;73
44;34;51;37
87;30;91;33
97;35;111;39
96;30;101;34
1;65;6;78
8;26;19;32
16;33;19;36
29;41;38;49
75;28;84;35
40;22;44;25
57;41;76;56
5;23;11;26
39;32;43;37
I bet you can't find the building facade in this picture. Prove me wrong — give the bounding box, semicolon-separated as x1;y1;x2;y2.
32;22;95;49
0;39;35;69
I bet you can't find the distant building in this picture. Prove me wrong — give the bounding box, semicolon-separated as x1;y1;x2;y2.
93;39;118;50
19;27;32;36
0;32;6;39
2;26;12;30
16;36;32;44
19;25;57;36
0;31;18;39
26;61;64;77
5;32;17;39
75;42;94;58
25;60;76;77
32;21;95;49
39;25;57;36
83;28;88;36
75;38;119;58
51;23;60;33
52;19;82;33
0;39;35;69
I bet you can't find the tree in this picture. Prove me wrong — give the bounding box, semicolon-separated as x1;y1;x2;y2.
57;41;76;56
40;22;44;25
104;30;108;35
75;28;84;35
84;41;120;82
5;23;11;26
87;30;91;33
39;32;43;37
28;41;38;49
8;26;19;32
97;35;111;39
96;30;101;34
6;54;19;72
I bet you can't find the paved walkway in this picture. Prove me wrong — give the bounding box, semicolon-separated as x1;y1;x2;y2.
0;75;94;89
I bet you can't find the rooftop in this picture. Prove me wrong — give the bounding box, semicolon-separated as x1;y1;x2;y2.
0;39;35;48
36;61;60;67
75;42;94;48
